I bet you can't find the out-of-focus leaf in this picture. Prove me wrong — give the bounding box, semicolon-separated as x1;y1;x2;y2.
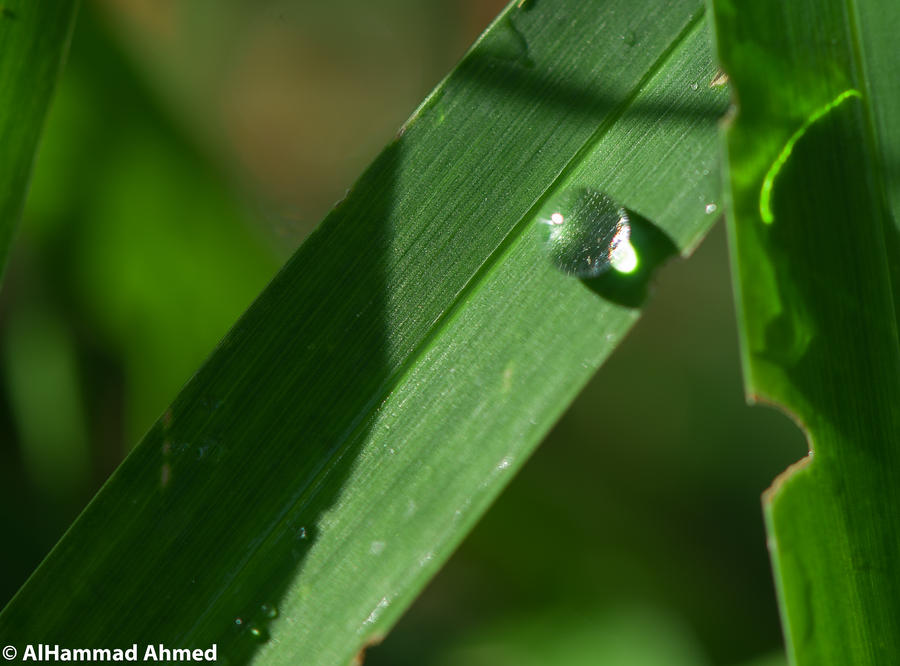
2;306;89;499
22;15;281;445
433;605;710;666
0;0;76;280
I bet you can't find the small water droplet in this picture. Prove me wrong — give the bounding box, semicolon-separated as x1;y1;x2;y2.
248;625;268;642
622;30;637;46
539;188;638;277
363;597;391;626
705;203;718;214
497;456;512;470
297;526;308;540
234;617;244;627
370;541;386;555
260;603;278;619
690;82;699;91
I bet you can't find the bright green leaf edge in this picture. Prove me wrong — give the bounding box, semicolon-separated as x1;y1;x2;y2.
708;0;900;663
0;0;78;281
0;2;727;664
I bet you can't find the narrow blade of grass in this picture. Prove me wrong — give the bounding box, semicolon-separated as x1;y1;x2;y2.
1;1;727;663
708;0;900;662
0;0;77;280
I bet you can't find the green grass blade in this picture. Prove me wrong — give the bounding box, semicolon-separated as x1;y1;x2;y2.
0;1;726;663
708;0;900;662
0;0;77;280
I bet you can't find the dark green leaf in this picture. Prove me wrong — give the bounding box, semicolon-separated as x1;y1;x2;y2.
0;0;77;280
1;1;726;662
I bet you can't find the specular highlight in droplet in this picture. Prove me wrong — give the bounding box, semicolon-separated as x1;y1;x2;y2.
540;189;638;277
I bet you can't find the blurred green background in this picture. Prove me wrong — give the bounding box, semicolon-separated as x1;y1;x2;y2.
0;1;805;664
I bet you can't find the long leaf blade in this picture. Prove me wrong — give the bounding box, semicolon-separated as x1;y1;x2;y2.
1;2;726;663
708;0;900;662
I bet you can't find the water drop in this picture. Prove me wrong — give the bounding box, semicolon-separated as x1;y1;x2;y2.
370;541;386;555
622;30;637;46
690;82;699;91
705;203;718;214
363;597;391;626
248;625;268;642
296;526;308;540
538;189;679;307
234;617;244;627
539;188;638;277
260;603;278;619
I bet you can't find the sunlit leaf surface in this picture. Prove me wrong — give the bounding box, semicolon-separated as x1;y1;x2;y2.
709;0;900;662
0;1;727;663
